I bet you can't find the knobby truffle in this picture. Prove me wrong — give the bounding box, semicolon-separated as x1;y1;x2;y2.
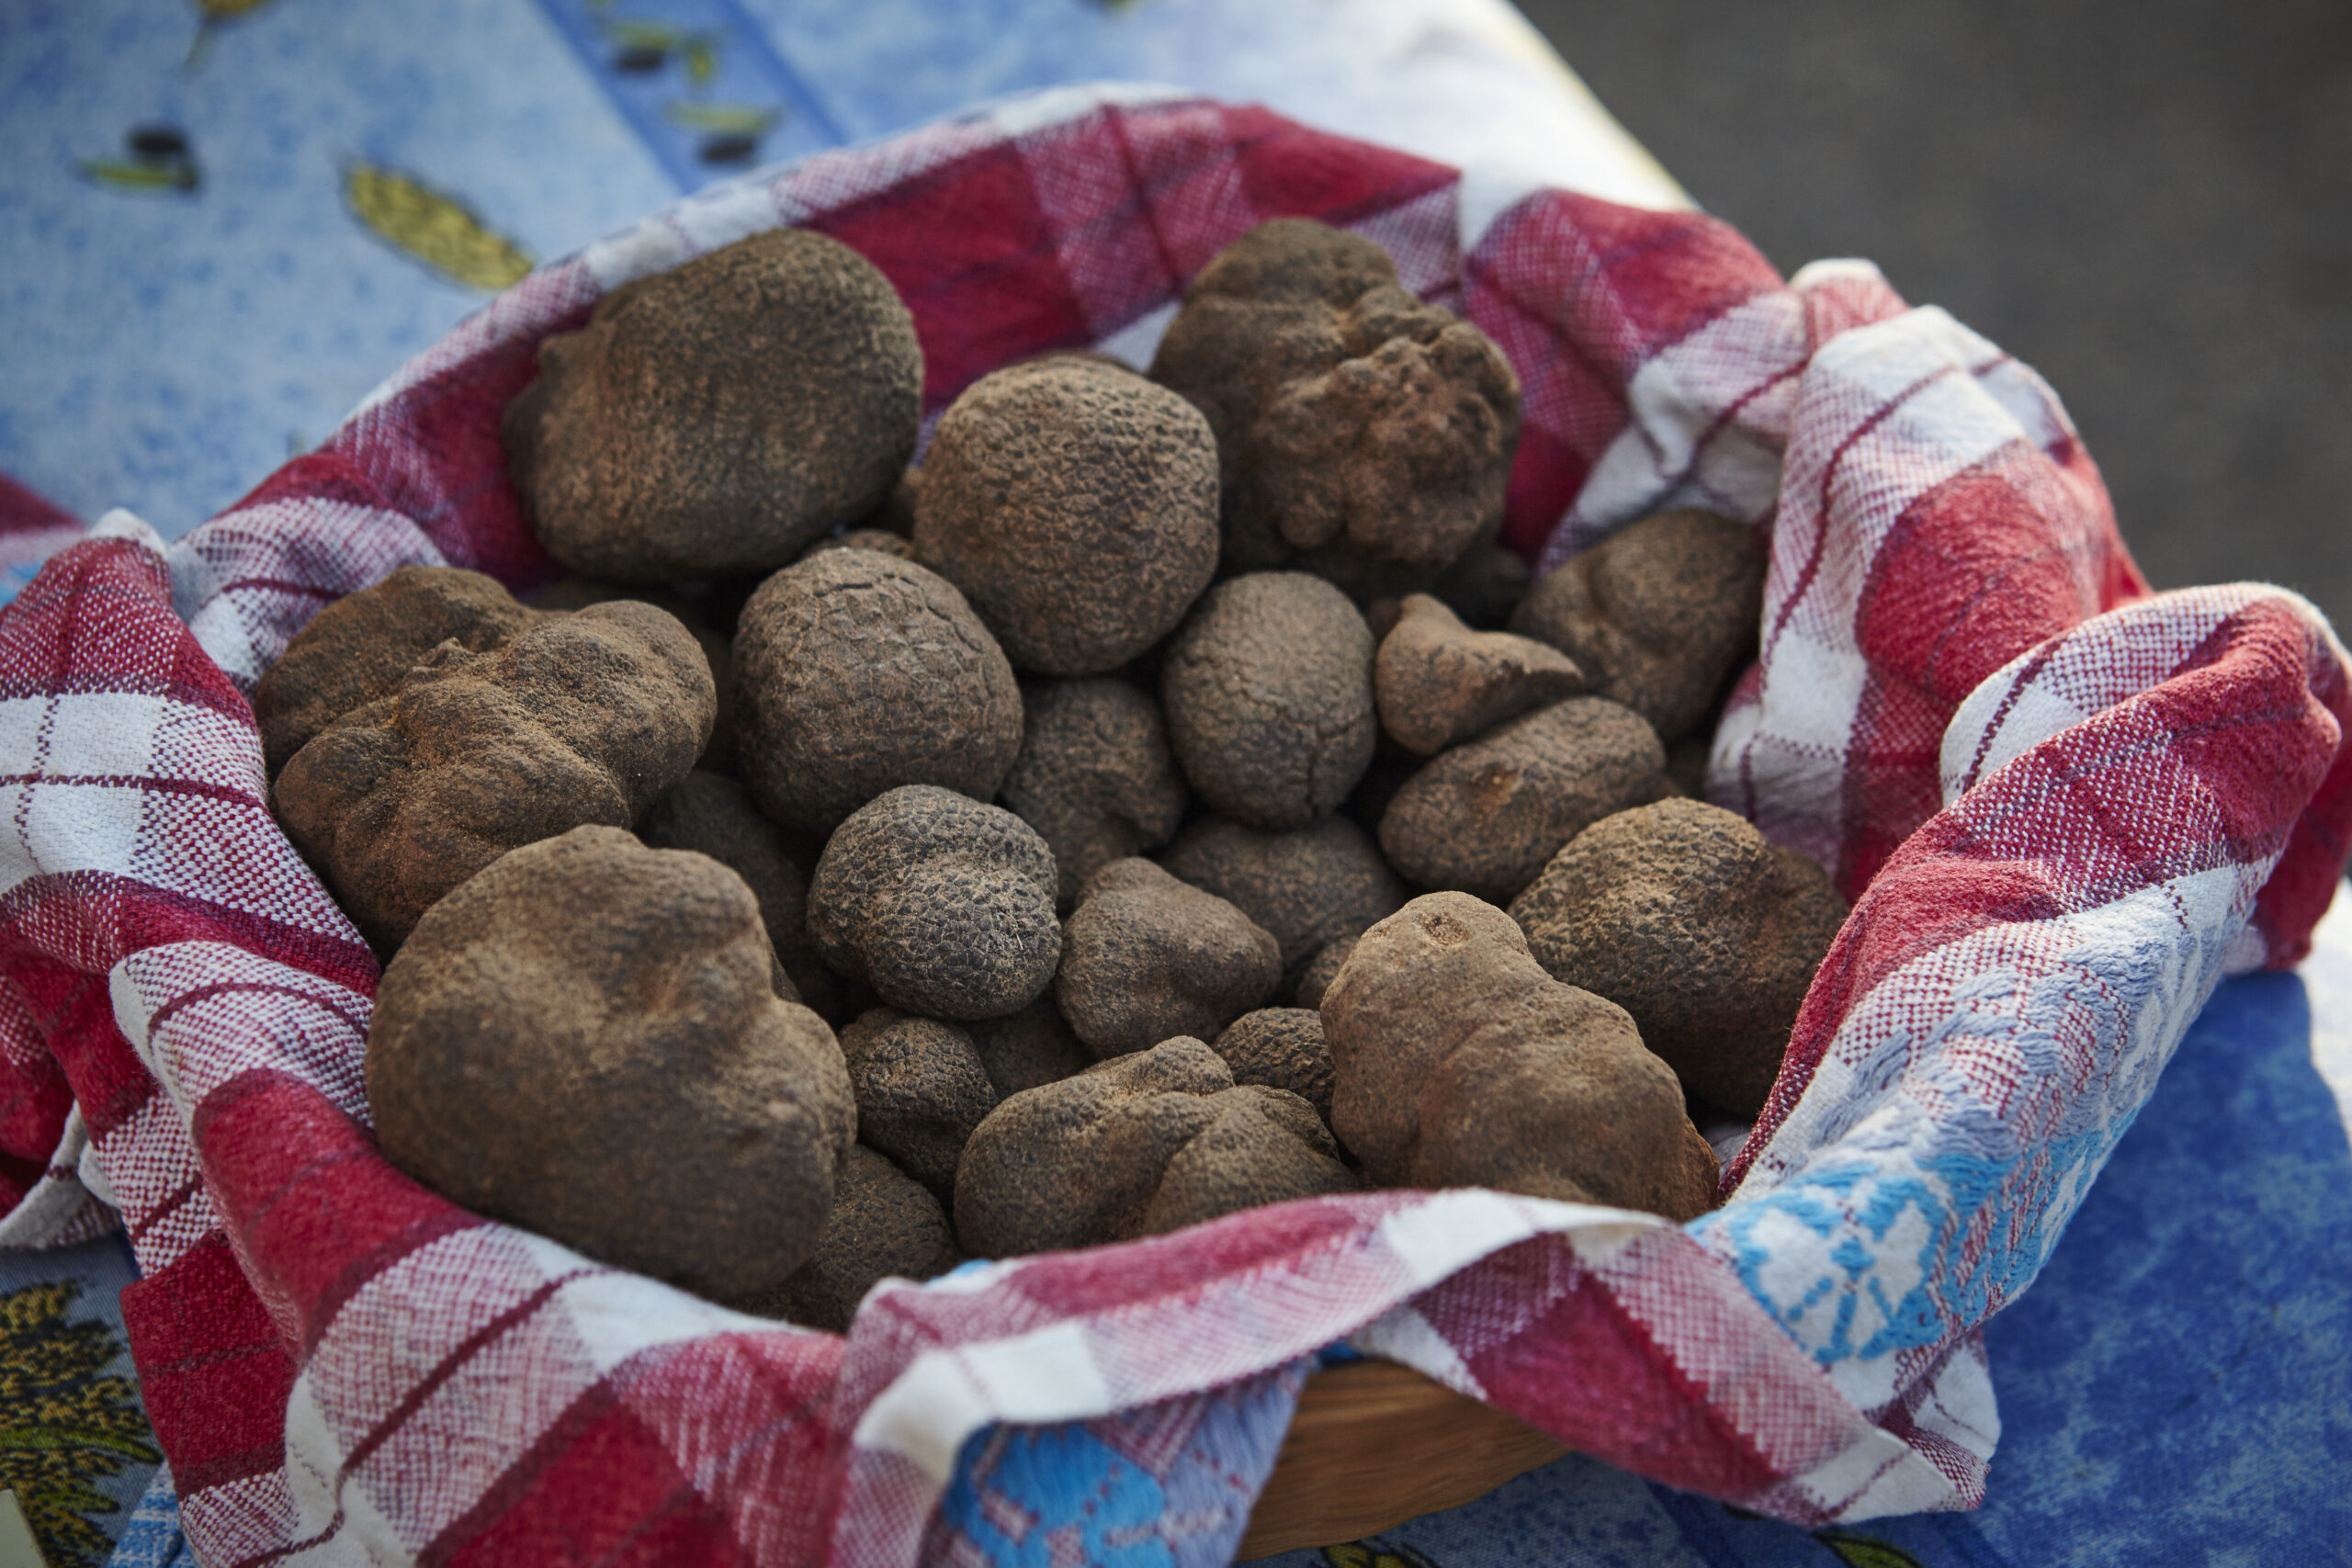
1210;1008;1336;1122
733;551;1023;832
915;356;1220;673
253;565;539;778
1160;571;1376;830
366;827;854;1301
537;575;740;770
955;1035;1354;1256
1321;893;1718;1220
742;1144;959;1332
807;785;1061;1021
1378;696;1669;904
638;769;832;1017
504;228;922;581
1150;219;1521;583
1509;798;1847;1119
1057;858;1281;1059
1159;813;1403;987
274;601;714;951
1510;510;1767;744
1374;592;1584;755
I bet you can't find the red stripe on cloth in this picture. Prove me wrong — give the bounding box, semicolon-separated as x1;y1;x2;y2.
0;872;378;997
1741;593;2348;1173
119;1229;298;1495
191;1067;482;1357
427;1380;741;1568
2242;610;2352;966
0;471;77;536
0;959;91;1193
0;536;254;724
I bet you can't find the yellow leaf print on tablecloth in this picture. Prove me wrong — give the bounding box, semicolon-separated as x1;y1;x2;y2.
344;164;534;291
0;1280;159;1568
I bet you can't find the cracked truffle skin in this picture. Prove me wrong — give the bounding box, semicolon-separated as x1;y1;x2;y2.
1211;1008;1335;1121
1378;696;1669;906
1375;593;1585;756
742;1144;959;1332
1508;799;1847;1119
1002;678;1189;908
1160;572;1376;830
254;566;541;778
954;1035;1354;1256
807;785;1062;1021
637;770;833;1016
503;228;922;582
1159;814;1403;986
274;601;715;952
1057;859;1282;1059
837;1008;997;1205
1510;510;1767;744
734;551;1023;832
914;357;1220;674
368;827;855;1301
1149;219;1521;579
1322;893;1718;1220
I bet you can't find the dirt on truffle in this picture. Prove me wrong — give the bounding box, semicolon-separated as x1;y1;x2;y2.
1158;813;1403;989
807;785;1062;1021
955;1035;1354;1255
1002;677;1189;908
1160;571;1376;831
837;1008;998;1205
1508;799;1847;1119
367;826;854;1301
733;551;1023;832
1378;696;1670;905
1510;510;1767;745
739;1143;959;1332
915;356;1220;674
537;576;741;773
1149;219;1522;586
638;769;834;1017
253;566;541;778
1322;892;1717;1220
1210;1008;1335;1122
1374;593;1585;756
1057;858;1281;1059
503;228;922;582
274;601;714;953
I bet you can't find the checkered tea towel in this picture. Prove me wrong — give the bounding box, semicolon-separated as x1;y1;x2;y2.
0;85;2345;1568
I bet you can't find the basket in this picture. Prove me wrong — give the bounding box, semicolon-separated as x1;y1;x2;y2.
2;84;2346;1568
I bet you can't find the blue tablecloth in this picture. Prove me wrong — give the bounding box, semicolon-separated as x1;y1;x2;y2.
1;4;2346;1564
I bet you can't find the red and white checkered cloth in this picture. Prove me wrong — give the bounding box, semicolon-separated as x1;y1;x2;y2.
2;85;2346;1565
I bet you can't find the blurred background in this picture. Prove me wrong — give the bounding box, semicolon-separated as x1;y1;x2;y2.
4;0;2346;637
1518;0;2352;648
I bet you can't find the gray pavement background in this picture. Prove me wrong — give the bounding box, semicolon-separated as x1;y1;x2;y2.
1517;0;2352;638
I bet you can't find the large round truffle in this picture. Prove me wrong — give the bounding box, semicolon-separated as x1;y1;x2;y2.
955;1036;1353;1256
1149;219;1521;581
1160;571;1376;830
738;1145;959;1332
637;770;831;1013
1508;799;1847;1119
837;1008;997;1205
1158;814;1403;986
734;552;1023;832
1322;893;1717;1220
503;229;922;581
1510;510;1767;744
253;566;541;778
1057;859;1281;1059
274;602;715;952
367;827;854;1300
807;785;1061;1021
915;357;1220;673
1378;696;1669;905
1001;678;1189;908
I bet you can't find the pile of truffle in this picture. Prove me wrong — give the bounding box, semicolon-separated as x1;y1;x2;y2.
260;220;1848;1328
